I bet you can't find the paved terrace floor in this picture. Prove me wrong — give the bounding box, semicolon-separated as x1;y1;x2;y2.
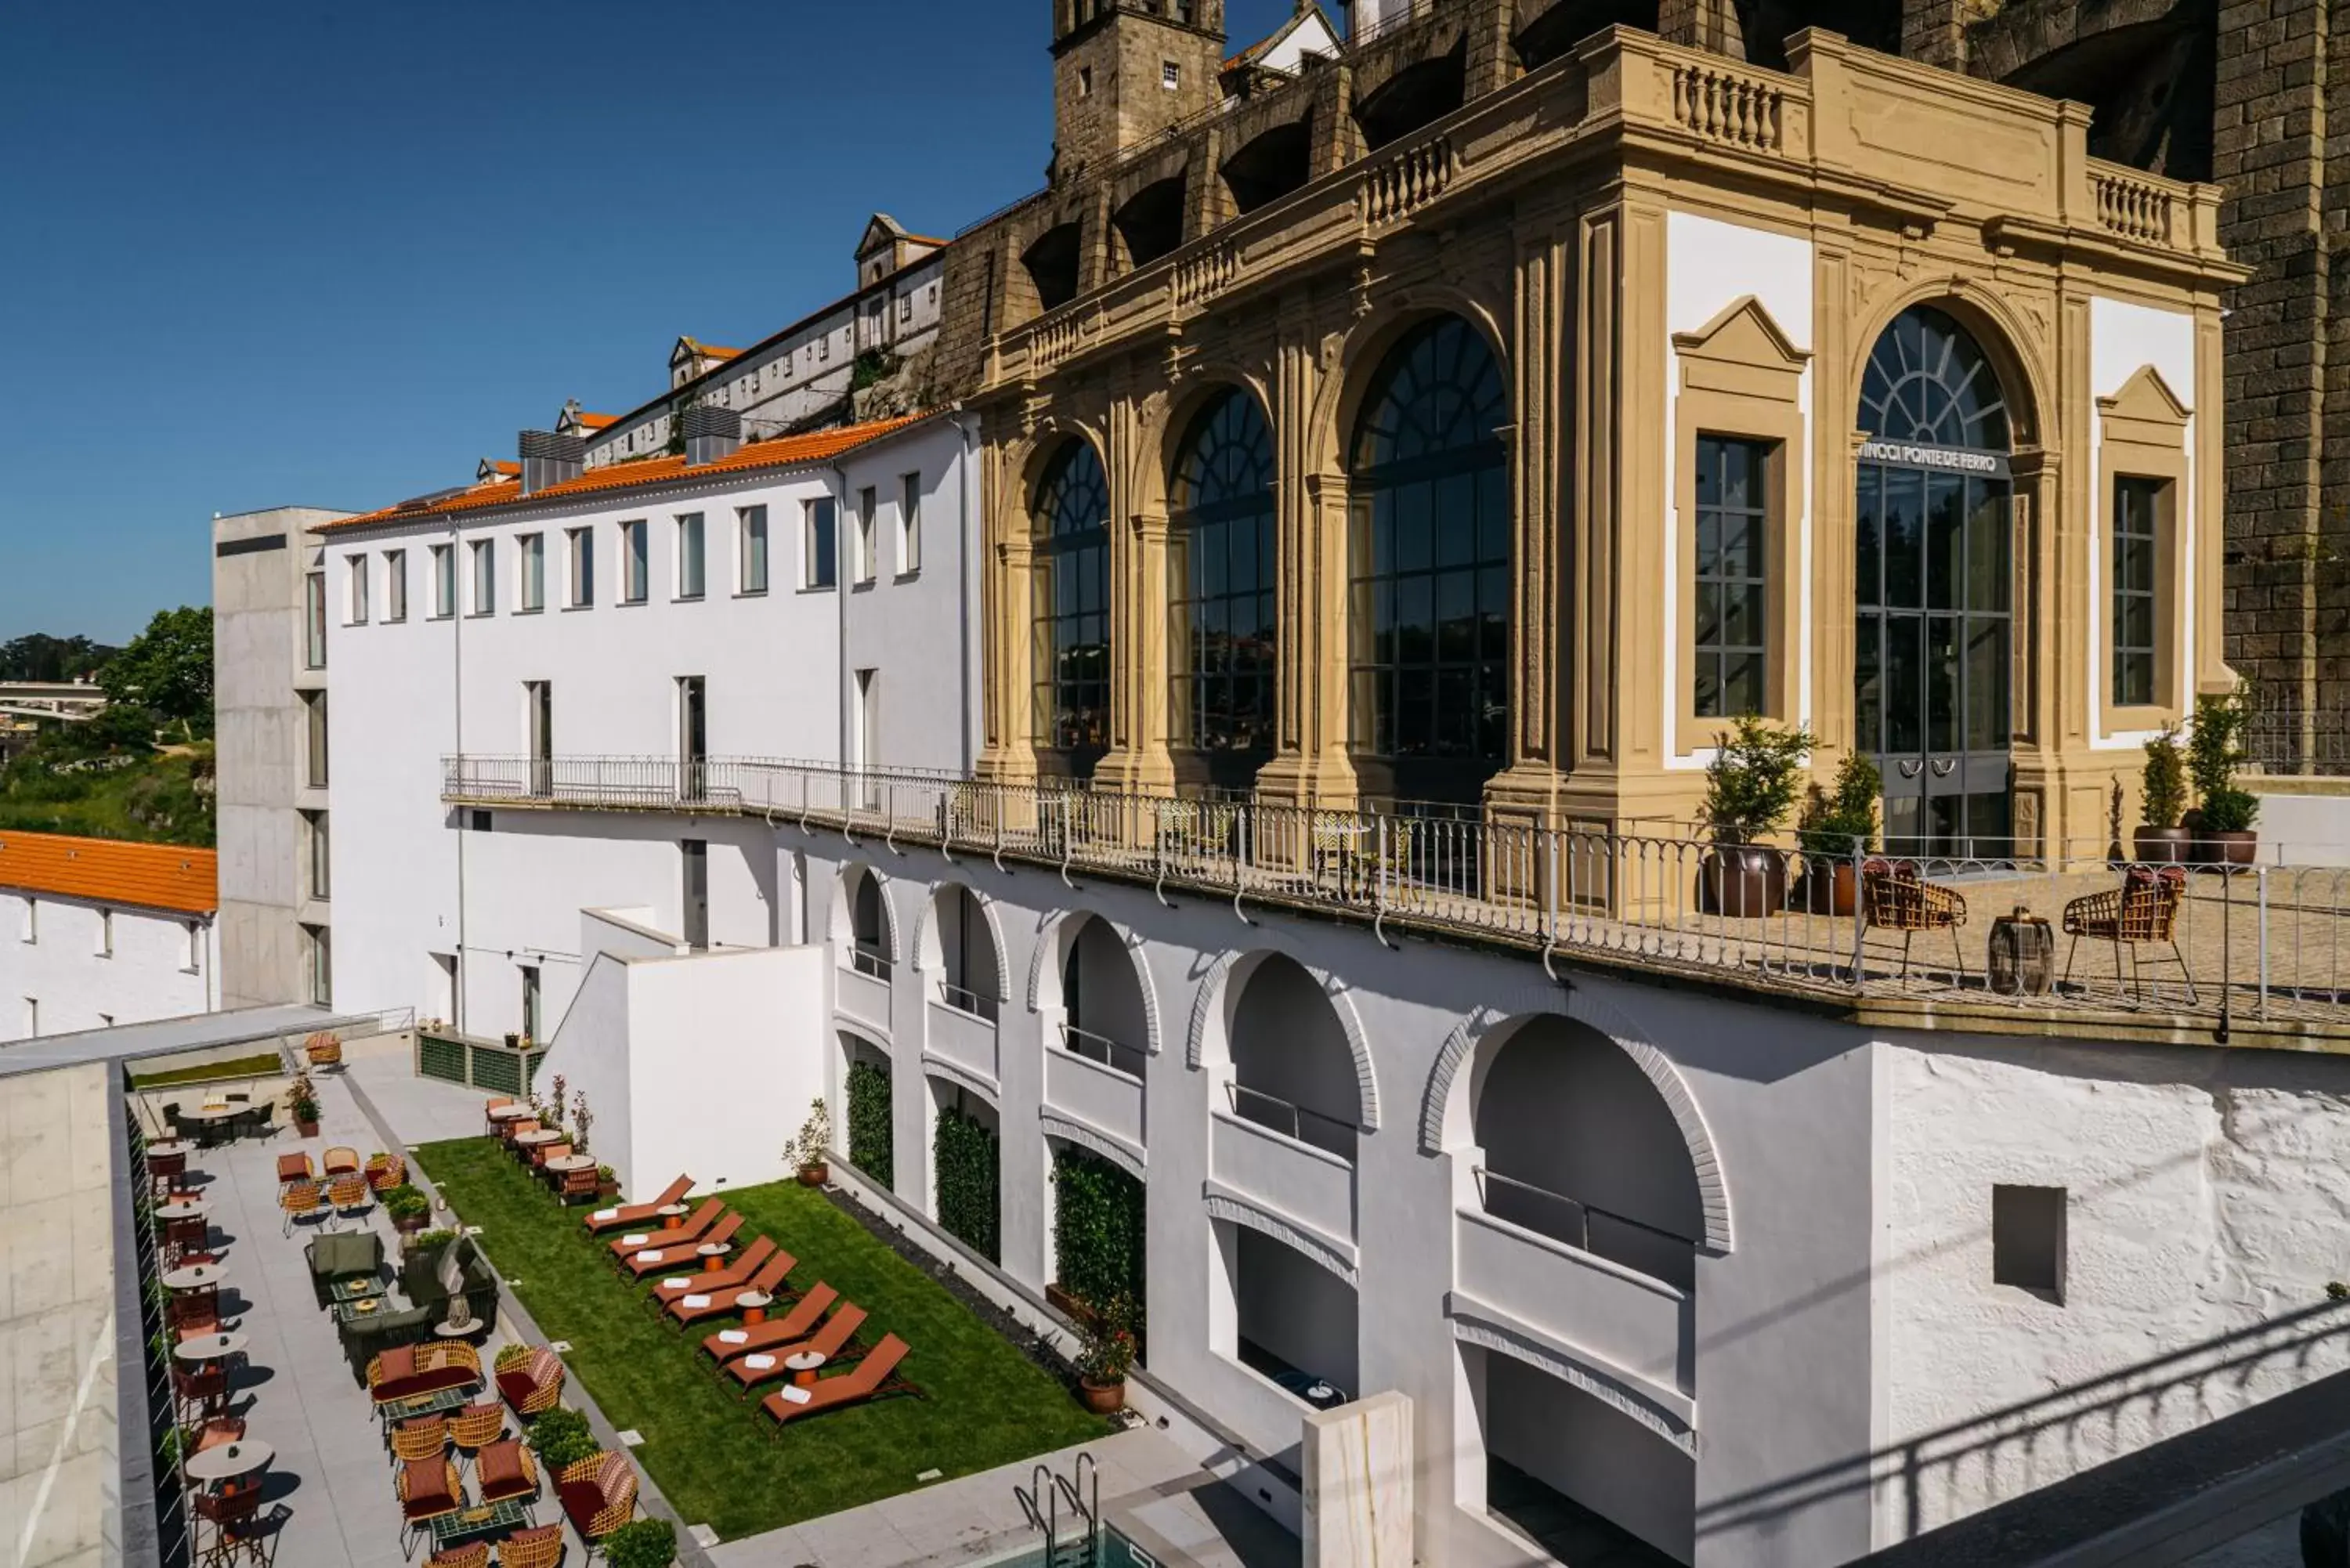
332;1037;1300;1568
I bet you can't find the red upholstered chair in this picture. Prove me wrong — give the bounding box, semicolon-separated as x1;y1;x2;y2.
495;1347;565;1418
556;1452;637;1546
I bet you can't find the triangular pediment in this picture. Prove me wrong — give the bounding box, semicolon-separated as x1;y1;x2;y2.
2096;363;2191;424
857;213;910;260
1671;295;1811;369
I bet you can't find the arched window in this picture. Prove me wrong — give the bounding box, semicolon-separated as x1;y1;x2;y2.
1032;442;1112;765
1169;389;1277;778
1856;304;2011;453
1347;316;1510;803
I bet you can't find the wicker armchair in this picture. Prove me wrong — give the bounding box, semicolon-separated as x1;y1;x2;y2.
322;1146;362;1177
448;1400;506;1458
497;1524;564;1568
1860;858;1970;981
391;1414;450;1465
367;1152;407;1191
556;1452;637;1545
474;1440;540;1504
368;1342;483;1405
396;1457;464;1553
2063;866;2196;1002
495;1346;566;1418
280;1179;326;1235
327;1173;374;1221
428;1545;490;1568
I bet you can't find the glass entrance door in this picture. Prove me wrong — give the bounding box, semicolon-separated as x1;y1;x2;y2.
1855;464;2013;858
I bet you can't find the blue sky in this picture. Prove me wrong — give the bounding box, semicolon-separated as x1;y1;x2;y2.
0;0;1305;645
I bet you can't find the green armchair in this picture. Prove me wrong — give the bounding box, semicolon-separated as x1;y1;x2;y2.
306;1229;385;1309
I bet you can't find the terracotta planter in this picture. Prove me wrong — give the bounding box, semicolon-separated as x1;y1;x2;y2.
2195;830;2258;868
797;1162;829;1187
393;1212;426;1235
294;1119;320;1139
1699;845;1787;918
596;1180;620;1199
1078;1377;1126;1415
1797;861;1856;917
2132;826;2193;864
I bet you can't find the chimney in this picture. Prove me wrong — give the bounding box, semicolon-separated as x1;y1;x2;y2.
519;430;587;495
682;405;743;467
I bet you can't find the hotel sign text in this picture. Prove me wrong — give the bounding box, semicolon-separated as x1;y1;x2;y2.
1856;439;2011;479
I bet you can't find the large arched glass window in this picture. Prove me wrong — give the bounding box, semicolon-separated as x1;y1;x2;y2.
1032;442;1112;762
1168;389;1277;777
1856;304;2010;452
1347;316;1510;803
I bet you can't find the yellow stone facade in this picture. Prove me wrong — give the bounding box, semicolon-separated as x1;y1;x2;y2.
964;24;2247;855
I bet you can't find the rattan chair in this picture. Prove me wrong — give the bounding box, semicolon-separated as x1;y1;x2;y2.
280;1180;326;1235
555;1452;636;1547
1860;858;1969;982
427;1545;490;1568
2063;865;2196;1002
448;1400;506;1459
367;1152;407;1192
322;1146;362;1177
495;1347;565;1418
495;1525;562;1568
390;1414;450;1465
327;1174;374;1223
396;1457;464;1556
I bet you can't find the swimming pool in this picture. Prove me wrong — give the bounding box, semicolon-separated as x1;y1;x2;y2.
978;1523;1161;1568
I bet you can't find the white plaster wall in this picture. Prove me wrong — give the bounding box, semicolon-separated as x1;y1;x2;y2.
0;893;215;1042
2087;294;2200;748
1878;1037;2350;1544
535;952;632;1190
1661;210;1817;769
320;421;974;1031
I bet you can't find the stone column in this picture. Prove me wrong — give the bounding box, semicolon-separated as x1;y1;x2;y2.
1257;328;1359;807
2211;0;2333;706
981;526;1040;786
1487;214;1570;825
1094;397;1176;794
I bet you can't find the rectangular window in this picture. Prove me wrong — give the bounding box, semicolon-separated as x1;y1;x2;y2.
899;472;923;575
348;556;370;625
804;498;837;590
96;909;111;959
519;533;545;612
184;921;202;974
432;544;457;619
2112;476;2163;709
305;570;327;668
304;690;329;788
622;521;649;604
739;506;769;594
21;898;35;945
470;539;496;616
306;811;331;902
22;998;34;1039
1692;435;1773;720
855;486;877;585
1162;60;1181;89
305;923;331;1006
567;527;595;607
1992;1184;2066;1302
385;550;408;622
677;513;706;599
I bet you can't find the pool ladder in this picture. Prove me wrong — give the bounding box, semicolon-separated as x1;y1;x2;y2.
1016;1451;1101;1568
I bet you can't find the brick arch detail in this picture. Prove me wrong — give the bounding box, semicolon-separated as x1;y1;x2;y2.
1184;943;1379;1133
909;880;1012;1002
1025;909;1165;1057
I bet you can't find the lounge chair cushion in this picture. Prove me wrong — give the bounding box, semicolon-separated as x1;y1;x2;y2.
620;1234;649;1246
663;1278;692;1289
776;1386;812;1405
591;1208;619;1221
743;1354;776;1370
682;1295;711;1310
378;1346;418;1385
476;1441;529;1498
634;1249;663;1263
718;1331;749;1345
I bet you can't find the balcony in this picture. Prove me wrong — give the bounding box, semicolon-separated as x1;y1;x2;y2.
837;948;891;1035
1044;1026;1145;1155
439;754;2350;1042
925;991;1000;1092
1456;1180;1694;1400
1209;1101;1356;1252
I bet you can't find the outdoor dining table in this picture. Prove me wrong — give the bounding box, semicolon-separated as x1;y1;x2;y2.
182;1439;273;1489
333;1295;393;1328
486;1105;530;1120
378;1384;478;1428
174;1332;249;1366
513;1129;561;1148
327;1275;385;1306
543;1154;594;1173
161;1263;225;1293
428;1498;533;1554
146;1140;192;1158
156;1201;210;1223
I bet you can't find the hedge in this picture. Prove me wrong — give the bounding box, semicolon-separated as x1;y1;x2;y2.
934;1102;1000;1264
1052;1145;1145;1323
846;1059;892;1188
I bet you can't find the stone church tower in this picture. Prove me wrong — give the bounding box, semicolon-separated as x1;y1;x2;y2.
1050;0;1230;179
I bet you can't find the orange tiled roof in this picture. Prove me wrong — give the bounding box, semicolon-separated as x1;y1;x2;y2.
572;412;620;431
322;414;930;532
486;460;520;476
0;831;217;916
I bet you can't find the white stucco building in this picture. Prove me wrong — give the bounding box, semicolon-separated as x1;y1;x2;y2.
0;831;219;1042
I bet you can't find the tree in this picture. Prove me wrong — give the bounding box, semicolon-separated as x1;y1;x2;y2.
0;633;115;683
100;607;212;739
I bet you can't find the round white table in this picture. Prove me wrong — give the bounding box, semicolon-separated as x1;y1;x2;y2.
162;1264;223;1292
146;1140;192;1158
514;1129;562;1147
486;1105;530;1122
655;1203;689;1218
174;1333;248;1364
156;1201;208;1222
785;1350;826;1387
179;1107;238;1125
696;1243;732;1270
544;1154;594;1173
736;1291;775;1325
183;1439;273;1486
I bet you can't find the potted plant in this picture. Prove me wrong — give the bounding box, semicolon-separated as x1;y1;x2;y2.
526;1406;598;1469
1795;751;1882;916
569;1089;594;1156
602;1519;678;1568
2188;689;2261;866
1073;1293;1138;1415
595;1164;619;1199
411;1227;458;1259
383;1183;430;1236
1697;715;1815;917
2135;725;2192;862
789;1097;832;1186
288;1073;321;1137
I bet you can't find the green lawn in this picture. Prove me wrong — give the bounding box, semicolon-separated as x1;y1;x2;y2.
128;1052;284;1089
411;1140;1107;1538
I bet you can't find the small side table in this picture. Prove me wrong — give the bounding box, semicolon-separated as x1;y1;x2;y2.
785;1350;826;1388
736;1292;773;1327
696;1243;732;1274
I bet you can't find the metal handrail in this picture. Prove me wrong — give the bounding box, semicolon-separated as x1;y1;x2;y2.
938;981;1000;1024
1473;1166;1699;1252
1059;1022;1145;1082
849;946;891;982
1226;1081;1356;1159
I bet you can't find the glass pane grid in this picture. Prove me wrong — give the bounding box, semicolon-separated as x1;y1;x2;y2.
1692;436;1770;719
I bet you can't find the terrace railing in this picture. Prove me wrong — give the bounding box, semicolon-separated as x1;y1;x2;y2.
1226;1082;1359;1162
442;754;2350;1032
1474;1165;1697;1288
1061;1022;1147;1082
